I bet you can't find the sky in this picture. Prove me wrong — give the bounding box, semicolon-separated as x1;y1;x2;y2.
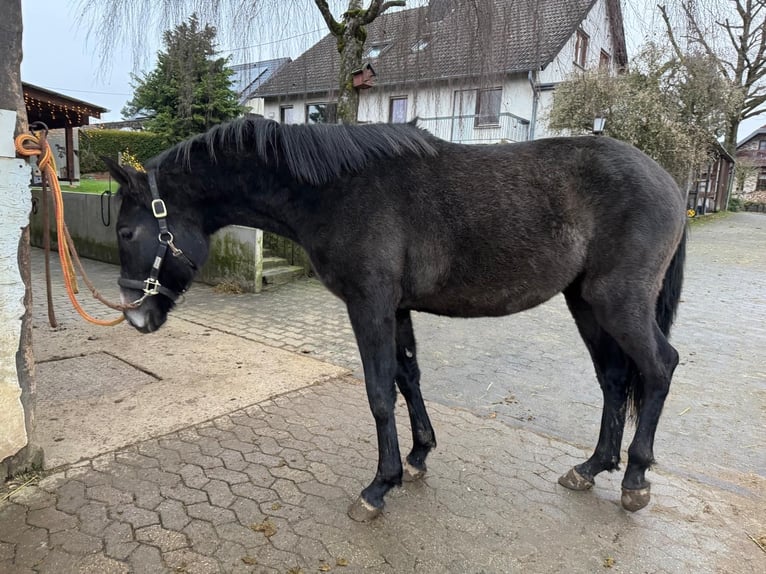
19;0;766;141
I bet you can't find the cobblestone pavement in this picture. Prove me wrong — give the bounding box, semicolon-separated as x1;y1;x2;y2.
1;212;763;572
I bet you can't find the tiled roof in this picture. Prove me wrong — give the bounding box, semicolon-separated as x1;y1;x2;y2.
255;0;606;98
736;124;766;149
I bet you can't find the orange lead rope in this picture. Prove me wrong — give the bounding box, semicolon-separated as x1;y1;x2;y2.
15;128;126;327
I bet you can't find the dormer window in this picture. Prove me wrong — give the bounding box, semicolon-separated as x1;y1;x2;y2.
411;38;430;53
364;43;390;59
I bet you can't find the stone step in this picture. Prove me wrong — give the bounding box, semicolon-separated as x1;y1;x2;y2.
263;256;290;270
262;265;305;286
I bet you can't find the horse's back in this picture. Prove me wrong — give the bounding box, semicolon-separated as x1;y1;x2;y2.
394;137;684;316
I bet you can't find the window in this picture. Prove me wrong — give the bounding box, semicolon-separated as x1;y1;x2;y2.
411;38;430;53
759;140;766;150
574;29;589;67
364;43;390;59
280;105;297;124
475;88;502;127
389;97;408;123
757;168;766;190
599;50;611;69
306;103;337;124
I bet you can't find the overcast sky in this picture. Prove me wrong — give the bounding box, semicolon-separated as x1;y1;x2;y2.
19;0;766;140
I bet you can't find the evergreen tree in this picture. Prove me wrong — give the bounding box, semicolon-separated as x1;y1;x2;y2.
123;14;243;144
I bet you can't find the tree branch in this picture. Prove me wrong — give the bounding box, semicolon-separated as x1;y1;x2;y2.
363;0;406;25
657;5;687;62
314;0;344;35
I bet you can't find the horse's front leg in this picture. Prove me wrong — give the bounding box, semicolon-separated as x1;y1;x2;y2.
346;299;401;522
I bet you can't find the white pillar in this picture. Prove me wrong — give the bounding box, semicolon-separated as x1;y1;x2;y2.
0;109;31;459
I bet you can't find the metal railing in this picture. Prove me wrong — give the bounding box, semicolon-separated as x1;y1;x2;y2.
416;112;530;144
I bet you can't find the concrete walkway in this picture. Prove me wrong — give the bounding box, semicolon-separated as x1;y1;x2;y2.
1;213;764;573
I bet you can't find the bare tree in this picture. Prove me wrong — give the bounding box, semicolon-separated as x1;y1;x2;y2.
658;0;766;151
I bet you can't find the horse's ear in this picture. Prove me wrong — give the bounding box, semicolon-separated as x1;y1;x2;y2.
101;156;135;188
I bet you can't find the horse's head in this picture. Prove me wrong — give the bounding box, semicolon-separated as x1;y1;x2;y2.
104;158;208;333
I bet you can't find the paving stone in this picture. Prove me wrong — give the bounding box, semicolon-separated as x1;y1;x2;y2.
49;529;103;555
77;553;131;573
0;541;14;562
8;486;55;510
104;521;138;561
179;464;210;489
183;520;219;555
160;483;208;505
135;524;188;552
0;503;29;543
55;480;88;514
35;548;81;574
186;502;236;525
127;544;165;574
163;548;220;574
203;479;235;508
87;484;133;506
13;525;50;568
156;498;191;532
77;502;112;537
109;504;160;530
204;466;250;485
26;506;78;532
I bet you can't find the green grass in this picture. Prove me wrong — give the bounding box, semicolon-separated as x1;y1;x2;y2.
32;178;117;194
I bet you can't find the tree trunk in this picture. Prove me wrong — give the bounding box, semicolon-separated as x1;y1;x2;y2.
0;0;42;476
336;14;366;124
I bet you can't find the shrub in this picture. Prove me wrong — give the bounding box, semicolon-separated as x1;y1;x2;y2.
728;196;744;212
79;129;166;173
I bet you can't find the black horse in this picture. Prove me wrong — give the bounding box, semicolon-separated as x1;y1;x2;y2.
105;117;686;521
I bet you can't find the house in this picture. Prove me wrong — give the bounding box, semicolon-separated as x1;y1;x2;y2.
687;142;735;215
230;58;291;116
253;0;627;143
23;82;107;183
735;124;766;204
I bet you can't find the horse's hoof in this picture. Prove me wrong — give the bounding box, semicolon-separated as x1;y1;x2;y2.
347;496;383;522
558;467;594;491
403;461;426;482
621;485;651;512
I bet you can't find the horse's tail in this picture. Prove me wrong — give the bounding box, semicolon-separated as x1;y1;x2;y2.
628;225;687;417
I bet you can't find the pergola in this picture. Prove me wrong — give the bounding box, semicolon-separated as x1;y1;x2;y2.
23;82;108;182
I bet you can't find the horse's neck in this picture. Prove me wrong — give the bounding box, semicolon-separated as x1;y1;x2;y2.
186;162;302;243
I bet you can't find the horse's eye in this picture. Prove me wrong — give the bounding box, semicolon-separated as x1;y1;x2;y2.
118;228;134;241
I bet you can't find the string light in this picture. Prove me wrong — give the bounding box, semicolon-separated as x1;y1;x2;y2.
23;90;101;126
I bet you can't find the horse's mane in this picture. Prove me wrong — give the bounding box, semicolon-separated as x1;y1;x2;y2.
154;117;439;186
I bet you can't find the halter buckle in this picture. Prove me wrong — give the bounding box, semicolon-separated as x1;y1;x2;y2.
151;199;168;218
142;277;162;296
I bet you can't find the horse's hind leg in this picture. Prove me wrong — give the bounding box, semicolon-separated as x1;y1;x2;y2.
394;310;436;481
585;289;679;511
559;286;632;491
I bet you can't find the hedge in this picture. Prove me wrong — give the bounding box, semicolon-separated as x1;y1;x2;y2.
79;129;167;173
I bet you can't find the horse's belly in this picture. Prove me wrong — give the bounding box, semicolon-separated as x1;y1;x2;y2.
405;282;563;318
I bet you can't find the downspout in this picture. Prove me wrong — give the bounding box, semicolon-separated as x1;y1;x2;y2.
528;70;539;141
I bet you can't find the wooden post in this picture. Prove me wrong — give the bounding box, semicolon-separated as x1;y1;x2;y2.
0;0;42;475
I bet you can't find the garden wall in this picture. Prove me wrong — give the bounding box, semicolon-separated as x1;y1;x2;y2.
29;189;264;292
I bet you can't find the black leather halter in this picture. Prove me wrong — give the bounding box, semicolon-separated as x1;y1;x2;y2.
117;171;197;307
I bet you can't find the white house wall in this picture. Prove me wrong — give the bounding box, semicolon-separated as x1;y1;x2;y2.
536;0;621;138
